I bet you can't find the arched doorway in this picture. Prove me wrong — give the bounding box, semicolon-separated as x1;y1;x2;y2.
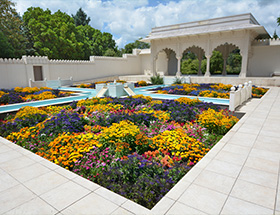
181;46;206;76
155;48;177;76
212;43;242;76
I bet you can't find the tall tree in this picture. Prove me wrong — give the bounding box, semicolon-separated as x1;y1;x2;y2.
277;16;280;26
72;8;91;26
121;38;150;54
273;30;279;39
23;7;83;59
0;31;14;58
0;0;27;58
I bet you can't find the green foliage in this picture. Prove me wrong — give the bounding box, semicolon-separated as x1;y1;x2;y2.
210;50;223;74
181;58;199;74
0;0;28;58
226;50;242;74
277;16;280;26
0;31;14;58
72;8;90;26
273;30;279;39
23;7;118;59
150;75;164;85
121;38;150;54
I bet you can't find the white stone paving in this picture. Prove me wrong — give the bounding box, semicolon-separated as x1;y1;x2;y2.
0;87;279;214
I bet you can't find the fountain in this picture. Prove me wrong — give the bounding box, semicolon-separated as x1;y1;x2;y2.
95;81;136;98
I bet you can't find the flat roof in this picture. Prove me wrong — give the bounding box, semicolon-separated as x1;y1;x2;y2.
142;13;269;42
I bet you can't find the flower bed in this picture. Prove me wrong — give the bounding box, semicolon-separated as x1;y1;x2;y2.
154;83;268;98
0;87;73;105
0;95;239;209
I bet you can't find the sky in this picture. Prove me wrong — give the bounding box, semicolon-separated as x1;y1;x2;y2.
13;0;280;48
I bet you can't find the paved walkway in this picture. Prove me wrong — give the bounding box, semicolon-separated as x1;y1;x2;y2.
0;87;279;215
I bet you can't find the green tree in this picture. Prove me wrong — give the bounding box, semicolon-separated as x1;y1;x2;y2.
0;0;27;58
226;49;242;74
277;16;280;26
272;30;279;39
23;7;84;59
121;38;150;54
72;8;91;26
0;31;14;58
210;50;223;74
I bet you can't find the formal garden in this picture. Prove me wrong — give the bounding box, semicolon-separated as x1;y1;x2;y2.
0;81;269;209
0;94;240;209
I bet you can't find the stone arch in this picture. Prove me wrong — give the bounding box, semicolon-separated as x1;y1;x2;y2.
181;45;206;76
212;42;242;76
154;48;177;76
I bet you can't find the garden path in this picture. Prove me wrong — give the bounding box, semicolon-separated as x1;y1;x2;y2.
0;87;279;214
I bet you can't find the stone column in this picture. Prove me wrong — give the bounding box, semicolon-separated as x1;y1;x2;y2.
204;55;211;77
150;54;158;76
239;50;248;78
176;55;182;77
222;57;227;76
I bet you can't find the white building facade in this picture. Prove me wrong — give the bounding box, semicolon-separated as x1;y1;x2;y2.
141;13;280;78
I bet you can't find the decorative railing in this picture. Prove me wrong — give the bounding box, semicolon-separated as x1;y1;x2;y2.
229;81;252;111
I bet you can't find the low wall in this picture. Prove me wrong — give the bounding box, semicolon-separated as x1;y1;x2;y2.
0;50;142;89
248;43;280;77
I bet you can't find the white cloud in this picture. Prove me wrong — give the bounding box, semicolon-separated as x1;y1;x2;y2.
13;0;280;47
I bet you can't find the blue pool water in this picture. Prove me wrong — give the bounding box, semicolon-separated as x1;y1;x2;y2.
0;85;229;113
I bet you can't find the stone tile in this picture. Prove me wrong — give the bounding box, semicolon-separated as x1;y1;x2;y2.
94;187;127;206
0;184;37;214
166;202;207;215
221;197;273;215
0;149;23;163
151;197;174;214
221;143;251;156
194;170;235;194
244;156;279;174
9;162;51;183
5;197;58;215
72;175;100;192
237;124;261;135
40;181;90;211
239;166;278;189
215;150;248;166
249;148;280;162
165;178;191;200
259;130;280;138
110;207;134;215
121;199;151;215
193;156;212;169
0;169;20;192
0;136;14;145
54;166;77;180
227;132;257;148
39;159;60;170
184;167;203;183
243;117;265;126
204;159;242;178
254;137;280;153
60;193;119;215
178;184;227;214
0;155;36;172
23;171;69;195
0;144;13;153
230;179;276;209
276;190;280;211
24;151;45;162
